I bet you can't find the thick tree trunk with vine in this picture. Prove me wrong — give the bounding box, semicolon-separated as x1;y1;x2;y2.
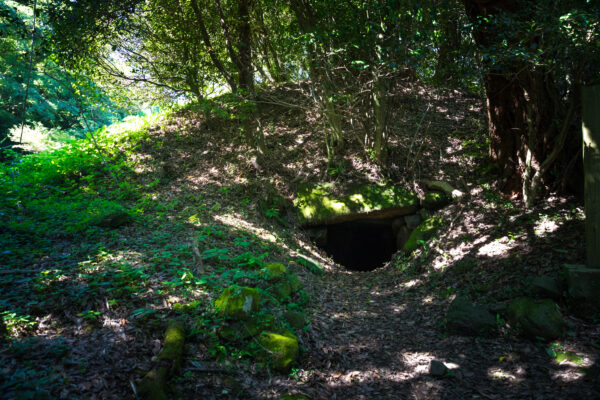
463;0;581;202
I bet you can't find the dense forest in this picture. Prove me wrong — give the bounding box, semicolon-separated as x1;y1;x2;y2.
1;0;599;398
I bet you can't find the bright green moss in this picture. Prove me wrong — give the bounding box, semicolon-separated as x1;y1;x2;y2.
422;191;450;210
403;217;444;252
159;320;186;364
294;183;418;225
257;331;299;372
214;286;261;320
507;298;565;340
261;263;288;281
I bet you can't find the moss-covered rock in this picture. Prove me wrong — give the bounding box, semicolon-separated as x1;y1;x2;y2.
507;298;566;340
93;209;133;228
218;314;273;341
262;263;287;281
282;310;307;330
172;300;201;313
445;296;496;336
422;191;450;211
138;320;186;400
403;217;444;253
257;331;299;372
288;274;303;292
272;274;303;301
294;183;418;225
215;286;261;320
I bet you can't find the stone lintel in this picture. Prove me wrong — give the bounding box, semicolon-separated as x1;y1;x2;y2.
301;204;419;227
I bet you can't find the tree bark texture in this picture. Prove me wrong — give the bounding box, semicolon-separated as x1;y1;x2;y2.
462;0;582;199
583;86;600;269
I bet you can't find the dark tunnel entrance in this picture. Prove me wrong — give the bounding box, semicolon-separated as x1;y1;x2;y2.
306;218;402;271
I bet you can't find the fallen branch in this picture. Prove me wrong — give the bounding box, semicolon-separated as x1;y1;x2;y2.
138;320;186;400
422;179;465;201
190;236;204;275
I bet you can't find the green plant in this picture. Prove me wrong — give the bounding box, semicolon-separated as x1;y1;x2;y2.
289;367;301;380
77;310;101;321
265;206;279;218
0;311;37;334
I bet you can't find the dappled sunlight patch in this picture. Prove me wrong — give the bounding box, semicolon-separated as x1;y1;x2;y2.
477;238;516;258
550;369;587;382
387;304;407;313
402;352;436;374
101;316;128;331
326;369;384;386
487;365;527;382
533;215;561;237
421;295;435;304
9;123;66;153
213;213;287;248
104;114;162;139
400;279;422;289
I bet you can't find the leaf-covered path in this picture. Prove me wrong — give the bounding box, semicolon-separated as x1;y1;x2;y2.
280;264;600;400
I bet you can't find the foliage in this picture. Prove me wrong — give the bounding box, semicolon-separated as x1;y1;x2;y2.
0;0;136;147
0;114;157;267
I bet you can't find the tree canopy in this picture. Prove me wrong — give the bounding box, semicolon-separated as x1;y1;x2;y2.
2;0;599;201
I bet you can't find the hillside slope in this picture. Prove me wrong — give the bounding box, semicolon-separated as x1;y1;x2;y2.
0;83;596;399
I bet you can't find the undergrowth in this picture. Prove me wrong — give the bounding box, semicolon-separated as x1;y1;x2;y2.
0;109;312;398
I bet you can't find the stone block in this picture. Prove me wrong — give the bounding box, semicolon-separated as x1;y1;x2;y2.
564;264;600;307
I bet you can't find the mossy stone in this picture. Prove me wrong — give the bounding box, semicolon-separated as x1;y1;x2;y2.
507;297;566;340
273;274;303;300
138;320;185;400
159;320;186;365
275;282;293;299
403;217;444;253
218;315;273;341
294;183;418;225
283;310;307;330
172;300;201;313
422;191;450;210
288;274;303;291
446;296;496;336
262;263;288;281
215;286;261;320
93;209;133;228
257;331;299;372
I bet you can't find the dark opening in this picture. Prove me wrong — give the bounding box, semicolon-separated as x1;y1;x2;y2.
310;219;398;271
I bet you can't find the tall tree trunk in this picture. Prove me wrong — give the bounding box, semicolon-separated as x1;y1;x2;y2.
190;0;238;92
462;0;581;201
583;85;600;269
